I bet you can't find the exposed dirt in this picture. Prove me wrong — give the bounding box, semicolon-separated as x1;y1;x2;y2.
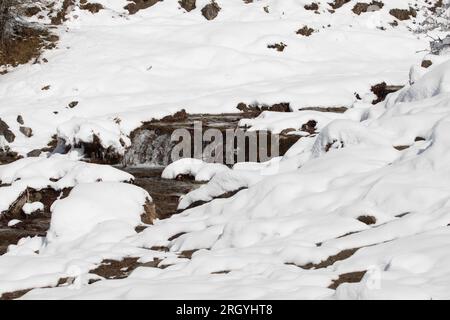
124;0;162;15
301;120;317;134
298;248;359;270
328;270;367;289
0;26;58;68
371;82;403;104
51;0;75;25
89;257;163;279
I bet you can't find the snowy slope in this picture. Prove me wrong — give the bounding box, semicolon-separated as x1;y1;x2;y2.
0;0;441;155
0;0;450;300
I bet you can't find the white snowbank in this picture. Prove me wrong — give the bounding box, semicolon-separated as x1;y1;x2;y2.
48;182;151;242
162;158;230;182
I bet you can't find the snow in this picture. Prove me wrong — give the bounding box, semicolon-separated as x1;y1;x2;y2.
0;0;435;156
162;158;230;182
0;0;450;301
48;182;151;243
22;202;44;215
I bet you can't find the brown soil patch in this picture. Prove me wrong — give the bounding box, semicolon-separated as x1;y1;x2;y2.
51;0;75;25
89;257;162;279
299;248;359;270
329;270;367;289
0;26;59;68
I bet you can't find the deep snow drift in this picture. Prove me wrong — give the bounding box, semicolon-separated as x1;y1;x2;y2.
0;0;450;300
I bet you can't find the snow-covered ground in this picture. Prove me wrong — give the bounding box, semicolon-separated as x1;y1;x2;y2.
0;0;450;300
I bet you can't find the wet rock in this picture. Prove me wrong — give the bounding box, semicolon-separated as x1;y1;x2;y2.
141;199;157;224
26;149;42;157
125;0;161;15
19;127;33;138
421;60;433;68
179;0;196;12
301;120;317;134
201;1;221;20
296;26;314;36
0;119;15;143
389;8;417;21
41;85;50;91
371;82;403;104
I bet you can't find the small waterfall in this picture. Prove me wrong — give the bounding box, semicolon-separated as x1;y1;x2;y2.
123;129;175;167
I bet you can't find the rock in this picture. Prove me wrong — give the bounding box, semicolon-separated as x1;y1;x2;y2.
389;8;417;21
141;199;158;224
328;0;350;10
124;0;161;15
280;128;296;135
0;119;15;143
296;26;315;36
267;42;287;52
16;115;24;125
68;101;79;108
421;60;433;68
352;1;383;15
201;1;221;20
41;85;50;90
304;2;319;10
301;120;317;134
80;1;104;13
27;149;42;157
430;35;450;55
179;0;196;12
19;127;33;138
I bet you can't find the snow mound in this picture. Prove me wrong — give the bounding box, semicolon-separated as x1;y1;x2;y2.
162;158;230;182
48;182;151;242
